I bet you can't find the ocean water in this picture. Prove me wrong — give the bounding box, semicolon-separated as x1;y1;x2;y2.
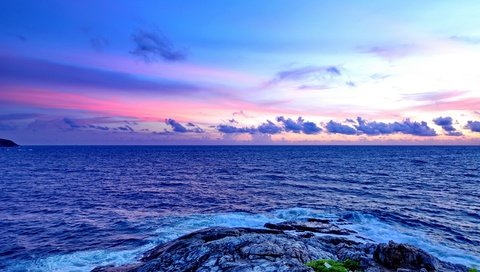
0;146;479;271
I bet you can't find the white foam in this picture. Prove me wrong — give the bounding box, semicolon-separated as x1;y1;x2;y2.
345;212;480;267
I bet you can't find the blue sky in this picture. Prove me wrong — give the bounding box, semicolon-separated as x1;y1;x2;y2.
1;0;480;144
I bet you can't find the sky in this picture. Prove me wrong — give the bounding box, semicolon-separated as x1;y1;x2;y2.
1;0;480;145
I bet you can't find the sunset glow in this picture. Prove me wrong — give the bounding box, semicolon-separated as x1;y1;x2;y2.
1;1;480;144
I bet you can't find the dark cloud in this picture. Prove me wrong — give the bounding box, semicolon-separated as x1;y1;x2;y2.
228;119;238;124
445;131;463;137
276;116;321;135
276;116;302;133
217;124;256;134
165;118;188;133
130;28;186;62
63;118;83;129
433;116;463;136
389;119;437;136
355;117;394;135
217;121;282;135
165;118;204;133
88;125;109;131
355;117;437;137
89;36;109;51
326;120;357;135
0;54;200;94
433;116;454;128
116;125;134;132
466;121;480;132
257;120;282;134
302;121;322;135
63;118;118;131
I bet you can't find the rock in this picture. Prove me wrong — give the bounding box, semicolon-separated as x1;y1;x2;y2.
374;241;468;272
374;241;439;271
0;138;18;147
134;227;333;272
92;222;470;272
264;220;354;235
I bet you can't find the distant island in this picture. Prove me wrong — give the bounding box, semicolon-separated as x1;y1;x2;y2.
0;139;19;147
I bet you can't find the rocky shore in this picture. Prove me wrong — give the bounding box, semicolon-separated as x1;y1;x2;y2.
92;218;470;272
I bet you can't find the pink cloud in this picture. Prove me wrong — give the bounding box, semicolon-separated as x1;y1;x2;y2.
411;97;480;112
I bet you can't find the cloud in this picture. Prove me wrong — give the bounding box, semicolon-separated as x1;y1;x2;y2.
165;118;204;133
89;36;109;51
326;120;357;135
21;117;141;133
63;118;83;129
217;124;256;134
466;121;480;132
269;65;342;85
6;33;27;42
362;44;417;60
327;117;438;137
302;121;322;135
356;117;437;137
390;119;437;136
276;116;321;135
257;120;282;134
411;97;480;112
217;120;281;135
403;90;467;102
0;113;39;121
130;28;186;62
355;117;394;135
0;122;16;130
0;54;200;94
116;125;134;132
450;35;480;44
232;110;250;118
267;65;355;90
88;125;109;131
433;116;463;136
165;118;187;133
276;116;302;133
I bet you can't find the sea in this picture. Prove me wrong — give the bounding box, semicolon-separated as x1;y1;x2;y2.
0;146;479;271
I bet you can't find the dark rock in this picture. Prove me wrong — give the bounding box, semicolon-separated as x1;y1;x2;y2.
264;220;354;235
0;138;18;147
374;240;468;272
374;241;439;270
307;218;330;224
